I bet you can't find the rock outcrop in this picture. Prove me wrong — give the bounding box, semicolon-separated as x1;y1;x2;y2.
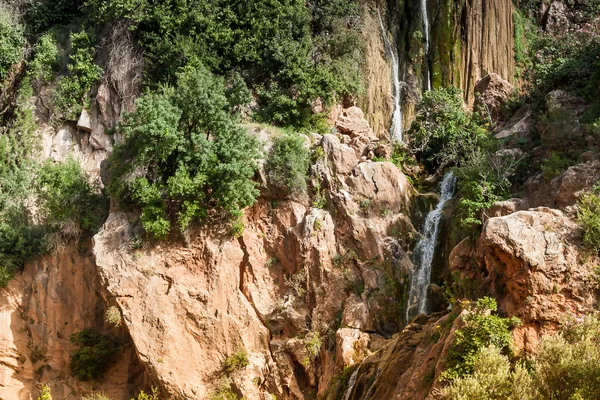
474;73;514;121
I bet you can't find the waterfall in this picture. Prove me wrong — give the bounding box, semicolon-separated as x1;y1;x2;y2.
377;10;403;142
421;0;431;91
406;172;457;323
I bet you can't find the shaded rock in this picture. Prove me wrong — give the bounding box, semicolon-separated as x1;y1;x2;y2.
474;73;514;121
495;105;533;139
341;296;374;332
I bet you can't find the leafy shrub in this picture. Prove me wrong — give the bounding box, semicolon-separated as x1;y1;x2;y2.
266;133;310;195
29;33;60;84
69;329;117;380
435;345;532;400
441;297;521;382
409;87;489;172
37;385;53;400
223;348;249;373
436;314;600;400
37;158;108;232
105;306;122;327
578;188;600;252
52;31;103;121
27;0;84;33
0;4;25;81
540;152;576;179
108;64;260;238
208;377;240;400
131;388;159;400
85;0;361;128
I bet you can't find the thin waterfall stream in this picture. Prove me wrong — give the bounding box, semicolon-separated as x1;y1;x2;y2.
406;172;457;323
377;10;404;142
421;0;431;91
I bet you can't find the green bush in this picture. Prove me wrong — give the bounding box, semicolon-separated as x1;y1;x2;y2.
131;388;159;400
29;33;60;84
223;348;249;374
409;87;489;172
69;329;117;380
441;297;521;382
266;133;310;195
108;64;261;238
0;4;25;81
37;385;53;400
27;0;84;33
53;31;103;121
578;188;600;252
85;0;361;128
540;152;576;179
436;314;600;400
37;159;108;232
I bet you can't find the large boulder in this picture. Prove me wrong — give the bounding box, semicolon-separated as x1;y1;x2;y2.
474;73;514;121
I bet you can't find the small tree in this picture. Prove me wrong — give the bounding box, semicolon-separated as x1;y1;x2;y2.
266;133;310;196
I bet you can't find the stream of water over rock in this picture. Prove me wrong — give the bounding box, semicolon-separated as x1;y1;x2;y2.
406;172;457;323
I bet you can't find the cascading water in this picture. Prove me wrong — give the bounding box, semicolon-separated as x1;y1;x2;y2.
377;10;403;142
406;172;457;323
421;0;431;91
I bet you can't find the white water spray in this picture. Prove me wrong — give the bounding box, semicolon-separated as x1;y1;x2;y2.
377;10;403;142
406;172;457;323
421;0;431;91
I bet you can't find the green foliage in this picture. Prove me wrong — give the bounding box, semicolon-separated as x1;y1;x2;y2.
513;9;536;80
454;148;520;230
53;31;103;121
441;297;521;382
28;33;60;84
266;133;310;195
69;329;117;380
578;188;600;253
223;348;249;374
27;0;84;33
131;388;159;400
108;65;260;238
37;385;53;400
208;377;240;400
85;0;361;127
0;80;44;287
304;331;322;358
37;159;107;232
436;314;600;400
409;87;489;172
0;4;25;81
435;345;533;400
540;152;576;179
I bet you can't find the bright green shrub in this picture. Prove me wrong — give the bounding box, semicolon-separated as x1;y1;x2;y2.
436;314;600;400
37;159;108;232
131;388;159;400
69;329;117;380
578;188;600;252
408;87;489;171
53;31;103;121
108;64;260;238
0;4;25;81
441;297;521;381
82;393;111;400
540;152;576;179
37;385;53;400
435;345;534;400
223;348;249;374
29;33;60;84
266;133;310;195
